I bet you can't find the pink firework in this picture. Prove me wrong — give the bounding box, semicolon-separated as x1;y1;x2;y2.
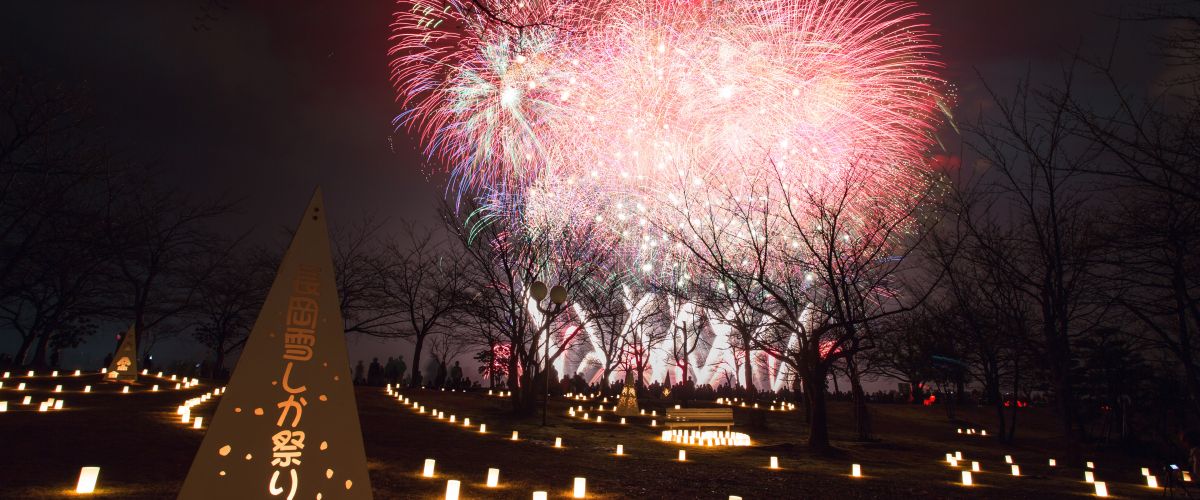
391;0;946;272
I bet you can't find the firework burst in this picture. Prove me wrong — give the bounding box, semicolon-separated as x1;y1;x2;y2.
391;0;947;276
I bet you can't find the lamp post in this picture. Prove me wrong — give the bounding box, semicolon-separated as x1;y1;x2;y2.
531;280;568;426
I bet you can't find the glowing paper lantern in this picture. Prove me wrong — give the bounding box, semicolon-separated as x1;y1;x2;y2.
651;420;657;427
620;418;626;425
182;412;191;424
1141;467;1150;476
2;371;8;378
122;386;129;394
961;471;973;486
955;451;963;460
555;437;562;448
573;477;586;498
1185;471;1193;482
463;418;470;427
21;395;31;405
971;461;980;472
1147;475;1159;488
1094;481;1108;497
1084;471;1095;483
193;416;203;429
486;468;499;487
54;400;63;410
1086;461;1095;469
511;431;519;441
445;479;460;500
1005;455;1013;464
1049;459;1057;467
480;424;486;433
74;370;80;376
17;383;25;390
27;370;34;376
76;466;100;494
0;402;6;412
851;464;862;477
533;492;548;500
152;385;159;392
55;385;62;393
769;457;779;469
423;459;436;477
948;458;958;467
616;444;624;455
678;450;686;461
38;402;48;412
1011;465;1020;476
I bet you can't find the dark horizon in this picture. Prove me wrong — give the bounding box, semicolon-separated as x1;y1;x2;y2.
0;0;1177;373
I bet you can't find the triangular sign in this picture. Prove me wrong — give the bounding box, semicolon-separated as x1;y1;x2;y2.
106;325;137;382
179;188;372;499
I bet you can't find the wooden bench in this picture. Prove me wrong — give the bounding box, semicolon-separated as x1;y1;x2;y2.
665;408;734;431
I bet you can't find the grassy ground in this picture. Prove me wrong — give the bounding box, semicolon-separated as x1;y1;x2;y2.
0;373;1173;499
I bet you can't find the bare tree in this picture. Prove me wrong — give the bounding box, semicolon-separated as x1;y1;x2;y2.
373;222;465;387
0;68;120;365
103;177;235;356
445;199;607;414
657;157;939;450
572;271;656;393
966;66;1111;445
191;245;274;377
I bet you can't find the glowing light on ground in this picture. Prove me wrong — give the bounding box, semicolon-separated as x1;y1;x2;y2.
75;466;100;494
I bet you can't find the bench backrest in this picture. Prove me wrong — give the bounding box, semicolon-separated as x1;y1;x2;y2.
666;408;733;421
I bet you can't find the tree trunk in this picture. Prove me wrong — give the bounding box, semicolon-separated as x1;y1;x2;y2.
806;365;831;451
847;358;871;441
1007;359;1021;442
743;344;755;394
506;351;522;413
29;329;53;368
409;333;427;388
988;372;1007;443
1045;314;1081;446
13;333;36;367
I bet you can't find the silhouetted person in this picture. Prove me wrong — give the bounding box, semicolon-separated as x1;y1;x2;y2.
396;355;406;385
354;360;365;385
383;357;397;384
449;361;462;388
367;357;383;386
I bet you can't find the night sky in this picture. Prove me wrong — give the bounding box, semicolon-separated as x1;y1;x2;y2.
0;0;1167;370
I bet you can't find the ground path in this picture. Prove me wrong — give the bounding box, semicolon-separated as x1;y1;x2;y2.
0;374;1166;498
